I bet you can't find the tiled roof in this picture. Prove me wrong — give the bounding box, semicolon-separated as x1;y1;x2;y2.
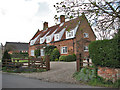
30;14;95;45
5;42;29;51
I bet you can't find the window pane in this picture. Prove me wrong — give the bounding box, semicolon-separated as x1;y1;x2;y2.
61;46;67;54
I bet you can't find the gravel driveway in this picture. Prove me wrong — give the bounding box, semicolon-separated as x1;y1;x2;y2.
14;61;78;83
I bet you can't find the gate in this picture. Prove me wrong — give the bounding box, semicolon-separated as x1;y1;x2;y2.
76;54;93;72
2;55;50;71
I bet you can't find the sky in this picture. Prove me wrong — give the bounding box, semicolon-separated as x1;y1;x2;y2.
0;0;63;45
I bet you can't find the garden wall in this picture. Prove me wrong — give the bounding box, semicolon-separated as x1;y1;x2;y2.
98;67;120;82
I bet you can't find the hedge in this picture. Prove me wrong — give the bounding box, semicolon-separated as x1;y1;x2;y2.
59;55;66;61
89;36;120;68
66;54;76;62
59;54;76;62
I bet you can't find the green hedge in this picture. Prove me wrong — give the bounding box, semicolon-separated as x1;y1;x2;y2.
89;36;120;68
66;54;76;62
59;54;76;62
59;55;66;61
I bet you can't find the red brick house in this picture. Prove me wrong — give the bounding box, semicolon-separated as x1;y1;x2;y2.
29;14;96;58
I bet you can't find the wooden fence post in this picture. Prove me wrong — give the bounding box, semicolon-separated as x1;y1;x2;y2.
76;53;80;72
46;55;50;71
76;53;83;72
28;59;30;68
79;54;83;70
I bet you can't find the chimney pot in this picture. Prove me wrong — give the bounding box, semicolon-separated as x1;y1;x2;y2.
60;15;65;23
43;22;48;30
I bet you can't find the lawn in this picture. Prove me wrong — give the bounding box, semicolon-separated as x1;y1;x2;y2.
11;58;29;63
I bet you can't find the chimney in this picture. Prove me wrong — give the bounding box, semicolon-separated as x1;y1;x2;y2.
43;22;48;30
60;15;65;23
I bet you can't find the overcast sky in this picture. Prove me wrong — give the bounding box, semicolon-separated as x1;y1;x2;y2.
0;0;63;45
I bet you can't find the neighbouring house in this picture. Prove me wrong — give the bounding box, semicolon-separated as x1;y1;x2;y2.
4;42;29;54
29;14;96;58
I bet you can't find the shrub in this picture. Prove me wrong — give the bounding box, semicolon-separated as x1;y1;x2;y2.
66;54;76;62
34;49;40;58
74;67;96;82
2;50;12;67
28;56;35;59
44;45;56;55
59;55;66;61
50;48;60;61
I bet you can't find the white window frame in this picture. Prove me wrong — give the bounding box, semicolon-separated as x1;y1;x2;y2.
46;36;51;43
31;50;34;56
83;33;89;38
61;46;68;54
40;38;44;44
66;30;74;39
84;46;89;52
40;49;44;56
54;34;59;41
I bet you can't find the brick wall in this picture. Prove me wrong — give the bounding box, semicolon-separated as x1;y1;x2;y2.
51;39;76;55
98;67;120;82
75;16;96;58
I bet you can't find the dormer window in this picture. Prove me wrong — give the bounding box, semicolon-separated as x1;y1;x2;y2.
46;36;51;43
30;40;34;45
54;34;59;41
66;30;74;39
40;38;44;44
84;33;89;38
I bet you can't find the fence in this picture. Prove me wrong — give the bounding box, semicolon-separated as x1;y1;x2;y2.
2;55;50;71
76;54;93;72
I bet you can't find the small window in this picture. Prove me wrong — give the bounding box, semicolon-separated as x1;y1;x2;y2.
54;34;59;41
61;46;67;54
56;34;59;39
40;38;44;44
84;46;89;52
67;31;74;37
66;30;74;39
31;50;34;56
84;33;89;38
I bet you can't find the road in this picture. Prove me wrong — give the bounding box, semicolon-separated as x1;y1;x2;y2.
2;73;101;88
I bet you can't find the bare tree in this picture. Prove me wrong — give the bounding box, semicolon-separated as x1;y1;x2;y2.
54;0;120;40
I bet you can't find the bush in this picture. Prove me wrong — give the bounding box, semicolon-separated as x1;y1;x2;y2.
50;48;60;61
89;39;120;68
44;45;56;55
74;67;96;82
34;49;40;58
2;50;12;67
66;54;76;62
28;56;35;59
59;55;66;61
